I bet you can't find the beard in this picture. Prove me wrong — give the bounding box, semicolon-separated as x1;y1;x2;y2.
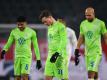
87;18;94;22
18;27;25;31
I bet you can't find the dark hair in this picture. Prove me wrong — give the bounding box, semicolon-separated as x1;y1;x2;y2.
39;10;52;20
17;16;27;22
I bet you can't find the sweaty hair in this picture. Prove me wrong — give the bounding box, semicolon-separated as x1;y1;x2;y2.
39;10;52;20
17;16;27;22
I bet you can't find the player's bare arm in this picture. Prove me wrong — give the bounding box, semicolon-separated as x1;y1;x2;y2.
76;34;84;49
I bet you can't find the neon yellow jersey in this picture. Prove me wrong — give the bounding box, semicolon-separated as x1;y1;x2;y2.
3;27;40;60
48;21;67;57
80;18;107;56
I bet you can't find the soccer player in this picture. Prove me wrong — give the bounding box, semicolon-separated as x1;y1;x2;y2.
74;7;107;80
58;19;77;64
0;16;42;80
39;10;68;80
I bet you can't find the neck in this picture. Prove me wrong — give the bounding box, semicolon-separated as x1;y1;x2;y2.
88;18;95;22
51;17;56;25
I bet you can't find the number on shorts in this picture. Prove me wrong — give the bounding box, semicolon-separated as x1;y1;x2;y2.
90;61;94;67
58;69;63;75
25;64;28;70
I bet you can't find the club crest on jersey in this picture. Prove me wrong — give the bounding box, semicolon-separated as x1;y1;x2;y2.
25;64;28;70
86;31;93;39
18;37;26;45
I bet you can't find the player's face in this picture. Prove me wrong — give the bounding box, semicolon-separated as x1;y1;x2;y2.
85;12;94;22
17;22;26;31
42;17;52;26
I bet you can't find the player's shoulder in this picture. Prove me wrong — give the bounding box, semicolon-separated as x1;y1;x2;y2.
26;27;35;32
95;18;105;24
11;27;18;33
79;20;87;28
57;21;65;27
81;19;87;24
56;20;61;24
27;27;37;36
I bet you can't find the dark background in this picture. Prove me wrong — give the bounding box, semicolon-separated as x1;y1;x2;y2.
0;0;107;37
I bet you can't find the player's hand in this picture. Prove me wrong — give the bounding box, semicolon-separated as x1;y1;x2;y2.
36;60;42;70
74;49;80;66
50;52;60;63
75;56;80;66
0;50;6;59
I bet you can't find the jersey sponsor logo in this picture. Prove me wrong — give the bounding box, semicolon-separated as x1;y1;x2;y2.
18;37;26;45
86;31;93;39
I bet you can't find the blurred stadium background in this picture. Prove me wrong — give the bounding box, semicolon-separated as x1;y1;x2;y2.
0;0;107;80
